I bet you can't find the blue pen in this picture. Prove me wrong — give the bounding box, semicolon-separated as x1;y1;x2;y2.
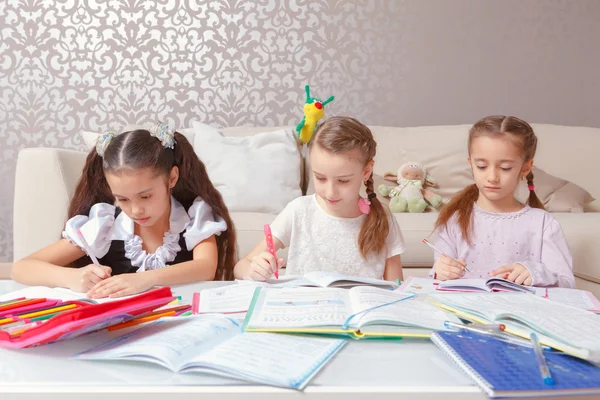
530;332;554;386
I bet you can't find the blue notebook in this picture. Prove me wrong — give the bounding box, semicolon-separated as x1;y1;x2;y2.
431;330;600;398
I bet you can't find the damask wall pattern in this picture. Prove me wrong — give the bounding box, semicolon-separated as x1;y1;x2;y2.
1;0;599;261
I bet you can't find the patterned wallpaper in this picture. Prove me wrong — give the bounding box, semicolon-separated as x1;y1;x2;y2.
1;0;600;261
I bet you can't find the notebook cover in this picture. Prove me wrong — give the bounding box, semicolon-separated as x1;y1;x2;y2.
432;330;600;398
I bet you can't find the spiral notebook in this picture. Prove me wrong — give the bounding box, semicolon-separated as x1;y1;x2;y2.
431;330;600;398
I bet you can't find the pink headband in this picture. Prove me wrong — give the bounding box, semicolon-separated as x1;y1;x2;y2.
528;185;535;191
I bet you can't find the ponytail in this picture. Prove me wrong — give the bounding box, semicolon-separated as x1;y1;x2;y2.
171;132;238;280
525;171;545;210
434;184;479;245
68;149;113;218
358;172;390;258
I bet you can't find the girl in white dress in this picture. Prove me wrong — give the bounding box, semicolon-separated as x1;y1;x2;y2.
234;116;406;282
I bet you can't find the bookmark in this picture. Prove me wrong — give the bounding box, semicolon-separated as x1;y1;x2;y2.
264;224;278;279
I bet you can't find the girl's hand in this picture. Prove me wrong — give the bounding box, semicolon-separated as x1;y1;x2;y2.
433;255;467;281
87;273;154;298
247;252;285;281
68;264;112;293
490;264;532;285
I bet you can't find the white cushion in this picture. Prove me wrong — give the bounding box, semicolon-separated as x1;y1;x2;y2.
191;122;303;214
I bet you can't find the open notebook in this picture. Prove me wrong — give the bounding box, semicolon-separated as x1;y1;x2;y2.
75;315;345;390
436;278;536;294
429;293;600;362
432;330;600;398
195;284;263;314
243;286;462;339
399;277;600;312
239;271;399;290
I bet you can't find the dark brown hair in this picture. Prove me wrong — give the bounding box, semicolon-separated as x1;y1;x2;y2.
69;129;237;280
309;116;390;258
435;115;544;244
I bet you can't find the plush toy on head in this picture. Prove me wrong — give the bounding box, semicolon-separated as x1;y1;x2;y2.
378;162;443;213
296;85;335;144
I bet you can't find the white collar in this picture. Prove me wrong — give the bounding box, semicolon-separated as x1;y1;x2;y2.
110;196;190;241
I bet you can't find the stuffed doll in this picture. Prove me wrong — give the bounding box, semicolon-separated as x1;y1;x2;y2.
378;162;443;213
295;85;335;144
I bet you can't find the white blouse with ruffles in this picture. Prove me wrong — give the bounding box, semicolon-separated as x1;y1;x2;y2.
62;196;227;272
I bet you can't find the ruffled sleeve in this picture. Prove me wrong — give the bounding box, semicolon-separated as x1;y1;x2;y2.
183;197;228;250
62;203;116;259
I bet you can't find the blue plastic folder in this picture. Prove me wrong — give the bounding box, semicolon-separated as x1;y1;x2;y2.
431;330;600;398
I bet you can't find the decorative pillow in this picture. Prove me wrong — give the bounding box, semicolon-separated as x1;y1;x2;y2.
191;122;303;214
515;166;594;212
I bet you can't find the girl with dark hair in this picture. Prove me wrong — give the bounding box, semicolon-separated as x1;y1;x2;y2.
12;123;237;297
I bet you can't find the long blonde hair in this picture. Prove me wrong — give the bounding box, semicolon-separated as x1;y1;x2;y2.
309;116;389;258
434;115;544;244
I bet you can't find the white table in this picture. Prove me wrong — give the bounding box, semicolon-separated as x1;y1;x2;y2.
0;281;594;400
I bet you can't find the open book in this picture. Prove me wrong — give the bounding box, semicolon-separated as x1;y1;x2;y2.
240;271;399;290
0;286;138;304
398;276;442;294
243;286;462;339
75;315;345;390
429;293;600;362
196;284;258;314
535;287;600;313
437;278;536;294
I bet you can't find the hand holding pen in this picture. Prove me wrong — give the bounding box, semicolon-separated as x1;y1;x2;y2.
72;230;112;293
423;239;472;279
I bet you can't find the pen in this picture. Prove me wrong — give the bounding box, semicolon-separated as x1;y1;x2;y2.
192;292;200;315
0;297;26;306
470;322;506;331
6;321;42;337
0;317;18;326
76;229;101;266
264;224;279;279
445;321;492;335
530;332;554;385
444;321;536;348
17;303;77;319
107;310;178;331
0;298;47;312
0;318;31;330
423;239;472;273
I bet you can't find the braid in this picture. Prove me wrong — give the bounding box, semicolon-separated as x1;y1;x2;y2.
365;173;375;197
526;171;544;210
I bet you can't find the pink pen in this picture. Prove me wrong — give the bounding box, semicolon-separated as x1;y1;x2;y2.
192;292;200;315
264;224;278;279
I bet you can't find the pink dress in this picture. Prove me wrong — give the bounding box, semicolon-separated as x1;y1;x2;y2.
429;203;574;288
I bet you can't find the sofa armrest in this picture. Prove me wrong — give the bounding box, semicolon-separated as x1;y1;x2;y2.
13;148;86;261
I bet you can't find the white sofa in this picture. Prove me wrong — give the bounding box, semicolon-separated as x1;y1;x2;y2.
8;124;600;296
